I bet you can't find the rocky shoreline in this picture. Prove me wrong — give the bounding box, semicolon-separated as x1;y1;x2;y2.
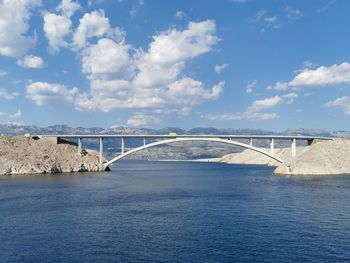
1;136;350;176
197;139;350;176
0;136;101;175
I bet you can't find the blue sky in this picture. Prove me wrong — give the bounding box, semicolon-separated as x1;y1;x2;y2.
0;0;349;130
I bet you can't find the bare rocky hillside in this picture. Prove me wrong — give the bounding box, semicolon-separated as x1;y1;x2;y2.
0;136;101;175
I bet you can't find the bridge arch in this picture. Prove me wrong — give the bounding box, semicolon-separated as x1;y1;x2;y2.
104;137;284;169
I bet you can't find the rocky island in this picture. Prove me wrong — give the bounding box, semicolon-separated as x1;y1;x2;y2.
0;136;101;175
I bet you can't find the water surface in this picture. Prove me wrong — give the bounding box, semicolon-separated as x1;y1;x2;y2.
1;161;350;262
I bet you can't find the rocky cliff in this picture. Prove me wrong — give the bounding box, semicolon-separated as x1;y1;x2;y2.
0;136;101;175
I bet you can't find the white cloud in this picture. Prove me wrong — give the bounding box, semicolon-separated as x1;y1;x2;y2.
0;109;22;119
202;112;278;121
130;0;144;17
0;71;7;77
76;20;223;123
127;114;160;127
9;109;22;119
317;0;336;13
325;96;350;115
285;6;303;21
202;95;283;121
245;80;257;93
282;92;298;104
252;9;282;32
264;16;277;23
268;62;350;92
214;63;229;74
17;55;45;68
43;12;72;53
174;10;187;20
247;95;283;112
0;0;41;58
289;62;350;87
56;0;81;18
26;82;78;106
73;10;124;49
0;88;19;100
267;81;288;91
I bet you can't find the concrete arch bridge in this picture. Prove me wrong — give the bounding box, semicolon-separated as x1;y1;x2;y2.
43;134;333;170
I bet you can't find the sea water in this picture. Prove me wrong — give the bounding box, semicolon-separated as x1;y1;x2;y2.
1;161;350;262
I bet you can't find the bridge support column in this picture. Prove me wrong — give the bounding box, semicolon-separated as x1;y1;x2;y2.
291;138;296;157
249;138;253;146
121;137;125;154
99;137;104;166
143;137;146;146
78;137;82;154
270;138;274;155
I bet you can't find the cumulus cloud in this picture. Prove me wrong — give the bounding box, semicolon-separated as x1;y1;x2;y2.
282;92;298;104
56;0;81;18
174;10;187;20
0;88;19;100
0;0;41;58
269;62;350;92
75;20;223;125
202;95;283;121
247;95;283;112
246;80;257;93
17;55;45;68
267;81;288;91
214;63;229;74
289;62;350;87
325;96;350;115
73;10;124;49
43;12;72;53
26;82;78;106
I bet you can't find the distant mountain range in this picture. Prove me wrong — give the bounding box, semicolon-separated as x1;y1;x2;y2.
0;124;349;138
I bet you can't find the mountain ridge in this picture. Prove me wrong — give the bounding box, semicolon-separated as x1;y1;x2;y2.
1;124;348;138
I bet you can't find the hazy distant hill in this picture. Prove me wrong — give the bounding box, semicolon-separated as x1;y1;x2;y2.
0;124;349;138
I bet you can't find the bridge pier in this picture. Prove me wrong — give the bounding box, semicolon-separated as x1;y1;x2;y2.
143;137;146;146
249;138;253;146
270;138;274;155
99;137;104;167
121;137;125;154
78;137;82;154
291;138;296;157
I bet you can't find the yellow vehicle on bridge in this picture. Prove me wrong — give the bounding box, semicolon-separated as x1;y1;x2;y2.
168;132;177;137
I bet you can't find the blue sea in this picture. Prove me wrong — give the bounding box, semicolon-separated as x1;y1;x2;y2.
1;161;350;262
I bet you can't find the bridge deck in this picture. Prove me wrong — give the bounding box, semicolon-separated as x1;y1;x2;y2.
41;134;333;140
